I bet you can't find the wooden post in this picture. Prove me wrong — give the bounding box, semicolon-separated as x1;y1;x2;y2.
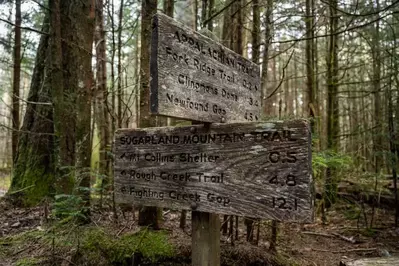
190;122;220;265
192;211;220;266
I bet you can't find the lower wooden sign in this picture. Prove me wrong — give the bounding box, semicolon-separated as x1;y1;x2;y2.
114;120;313;222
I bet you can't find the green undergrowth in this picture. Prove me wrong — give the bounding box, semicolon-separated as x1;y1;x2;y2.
0;224;175;266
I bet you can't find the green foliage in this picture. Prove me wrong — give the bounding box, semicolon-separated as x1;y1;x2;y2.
81;228;175;264
312;150;353;177
342;204;361;220
15;258;43;266
52;193;88;222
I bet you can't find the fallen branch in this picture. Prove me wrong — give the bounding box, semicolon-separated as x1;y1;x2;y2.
332;233;357;244
333;248;376;254
312;247;376;253
302;231;333;238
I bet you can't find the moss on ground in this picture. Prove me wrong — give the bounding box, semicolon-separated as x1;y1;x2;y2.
0;224;175;266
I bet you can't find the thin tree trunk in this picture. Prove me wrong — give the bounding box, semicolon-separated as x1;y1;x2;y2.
244;0;260;242
110;0;116;137
207;0;214;31
201;0;208;28
387;51;397;227
134;35;140;127
95;0;110;207
12;0;21;164
261;0;274;115
163;0;174;17
325;0;339;208
305;0;315;126
252;0;260;64
270;220;278;252
194;0;198;31
117;0;125;128
138;0;160;229
370;0;381;228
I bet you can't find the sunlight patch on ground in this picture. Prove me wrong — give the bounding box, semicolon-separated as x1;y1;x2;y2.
0;171;10;197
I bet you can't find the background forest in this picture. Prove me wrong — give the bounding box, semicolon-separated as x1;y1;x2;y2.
0;0;398;265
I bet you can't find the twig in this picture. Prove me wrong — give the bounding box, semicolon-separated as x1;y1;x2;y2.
331;232;357;244
202;0;238;28
116;222;129;237
0;18;48;35
55;256;76;266
265;50;295;99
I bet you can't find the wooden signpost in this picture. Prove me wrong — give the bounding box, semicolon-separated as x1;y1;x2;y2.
114;12;313;266
150;13;261;123
115;120;313;222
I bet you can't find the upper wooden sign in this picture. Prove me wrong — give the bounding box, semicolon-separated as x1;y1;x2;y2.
150;13;261;123
114;120;313;222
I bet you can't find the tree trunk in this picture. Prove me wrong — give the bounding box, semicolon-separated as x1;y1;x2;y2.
75;0;96;219
117;0;125;128
305;0;315;127
243;0;261;242
110;0;117;138
95;0;110;207
8;14;54;206
138;0;160;229
261;0;274;116
11;0;21;164
252;0;260;64
370;0;381;227
231;0;243;55
207;0;214;31
193;0;198;31
201;0;207;28
325;0;339;208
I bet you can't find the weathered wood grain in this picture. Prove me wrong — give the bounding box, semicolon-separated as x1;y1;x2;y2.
114;119;313;222
192;211;220;266
150;13;261;123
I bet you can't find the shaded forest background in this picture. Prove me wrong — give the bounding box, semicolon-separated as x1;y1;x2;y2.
0;0;398;243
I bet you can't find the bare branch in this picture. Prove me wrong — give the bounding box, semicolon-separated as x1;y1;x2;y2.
0;18;49;35
265;50;295;99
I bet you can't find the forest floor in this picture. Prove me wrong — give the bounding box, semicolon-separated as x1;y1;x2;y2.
0;173;398;265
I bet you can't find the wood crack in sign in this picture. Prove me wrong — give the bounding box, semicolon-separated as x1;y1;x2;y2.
115;120;313;223
150;13;261;123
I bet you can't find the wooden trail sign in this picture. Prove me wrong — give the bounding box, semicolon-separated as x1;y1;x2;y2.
150;13;261;123
114;120;313;223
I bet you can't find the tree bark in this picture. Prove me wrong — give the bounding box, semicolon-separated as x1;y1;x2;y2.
9;0;96;207
117;0;125;128
261;0;274;116
75;0;96;218
138;0;160;229
325;0;339;207
207;0;214;31
305;0;315;126
164;0;174;17
8;14;54;206
11;0;21;164
95;0;110;206
252;0;260;64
